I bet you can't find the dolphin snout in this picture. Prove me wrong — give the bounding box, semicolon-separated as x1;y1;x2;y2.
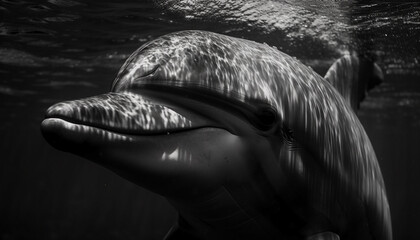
42;92;212;136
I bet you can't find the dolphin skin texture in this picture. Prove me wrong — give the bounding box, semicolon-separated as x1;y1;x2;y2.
41;30;391;240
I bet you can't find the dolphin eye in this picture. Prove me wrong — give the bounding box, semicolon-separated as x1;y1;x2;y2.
254;107;278;131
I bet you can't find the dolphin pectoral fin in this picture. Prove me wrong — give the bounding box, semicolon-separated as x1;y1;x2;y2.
324;53;383;110
306;232;340;240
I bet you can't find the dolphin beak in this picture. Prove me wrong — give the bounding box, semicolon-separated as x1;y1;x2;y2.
41;91;211;151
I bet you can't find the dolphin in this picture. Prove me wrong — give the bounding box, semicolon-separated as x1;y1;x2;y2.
41;30;391;240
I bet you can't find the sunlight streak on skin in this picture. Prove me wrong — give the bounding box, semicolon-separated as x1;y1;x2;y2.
43;118;133;142
161;147;193;164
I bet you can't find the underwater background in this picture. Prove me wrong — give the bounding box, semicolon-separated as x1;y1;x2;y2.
1;1;419;239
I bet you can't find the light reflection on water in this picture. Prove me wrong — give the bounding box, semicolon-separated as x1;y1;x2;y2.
1;1;420;239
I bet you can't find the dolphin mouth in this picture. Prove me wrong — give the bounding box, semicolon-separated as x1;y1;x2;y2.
41;118;135;149
41;92;217;143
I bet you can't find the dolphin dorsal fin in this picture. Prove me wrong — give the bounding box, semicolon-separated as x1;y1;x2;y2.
324;54;383;110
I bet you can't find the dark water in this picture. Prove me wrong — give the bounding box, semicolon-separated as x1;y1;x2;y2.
1;1;419;239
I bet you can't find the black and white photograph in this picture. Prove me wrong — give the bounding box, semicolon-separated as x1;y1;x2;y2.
1;1;419;239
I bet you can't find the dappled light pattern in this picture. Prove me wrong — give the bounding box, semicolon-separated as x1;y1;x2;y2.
45;118;131;141
113;30;391;239
46;92;192;135
161;147;192;163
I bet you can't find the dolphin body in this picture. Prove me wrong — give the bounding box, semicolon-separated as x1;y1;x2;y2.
41;30;391;240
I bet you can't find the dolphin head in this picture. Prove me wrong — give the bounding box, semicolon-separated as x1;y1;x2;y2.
41;30;391;239
42;31;289;194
